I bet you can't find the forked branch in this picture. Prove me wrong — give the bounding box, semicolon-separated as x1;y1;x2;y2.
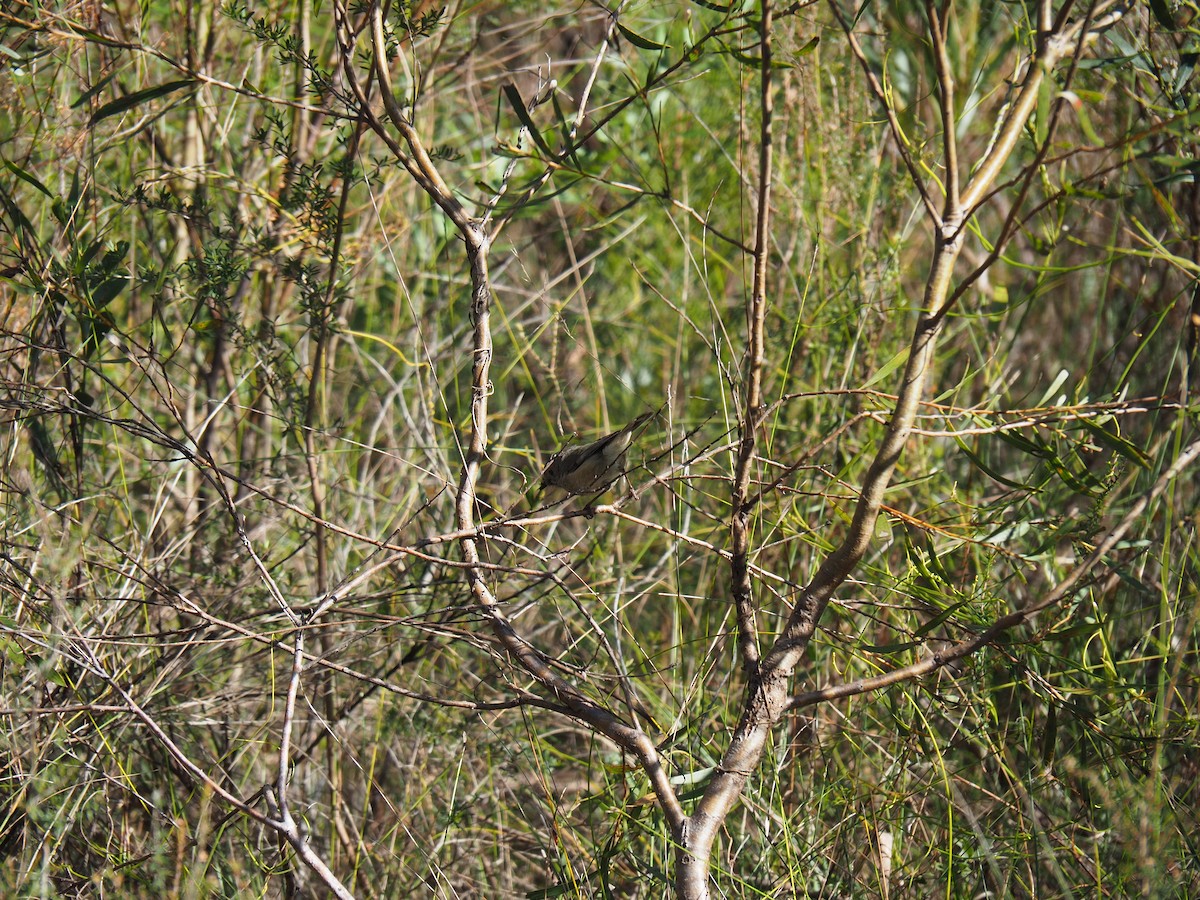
673;5;1132;897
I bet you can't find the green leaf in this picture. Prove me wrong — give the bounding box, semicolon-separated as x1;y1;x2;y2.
863;638;923;654
64;21;129;47
89;274;129;308
80;308;116;354
1046;455;1102;495
1048;621;1103;642
993;426;1055;460
99;241;130;275
795;35;819;56
550;92;581;167
1036;368;1071;406
617;21;669;51
913;596;975;638
67;168;82;216
526;884;569;899
1035;71;1052;145
861;344;910;389
1072;99;1103;147
1077;418;1150;468
71;71;120;109
3;159;53;197
1147;0;1176;30
78;240;105;271
3;639;25;667
909;544;943;586
676;780;712;802
957;438;1041;490
89;79;195;126
0;184;37;243
1040;703;1058;764
501;83;554;158
722;47;793;70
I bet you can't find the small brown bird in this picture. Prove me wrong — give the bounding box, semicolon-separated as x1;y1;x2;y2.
539;411;655;498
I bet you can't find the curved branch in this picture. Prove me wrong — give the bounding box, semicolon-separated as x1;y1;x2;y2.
356;2;690;836
674;5;1131;896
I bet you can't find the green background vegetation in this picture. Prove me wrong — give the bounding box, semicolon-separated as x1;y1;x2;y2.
1;0;1198;896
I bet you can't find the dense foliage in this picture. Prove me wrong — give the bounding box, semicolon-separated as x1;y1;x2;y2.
1;1;1198;897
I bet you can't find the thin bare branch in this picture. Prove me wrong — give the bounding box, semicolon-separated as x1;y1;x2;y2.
827;1;940;223
788;436;1200;711
728;0;776;676
926;0;960;215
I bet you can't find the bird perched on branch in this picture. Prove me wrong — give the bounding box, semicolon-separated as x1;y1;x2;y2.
539;411;655;499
